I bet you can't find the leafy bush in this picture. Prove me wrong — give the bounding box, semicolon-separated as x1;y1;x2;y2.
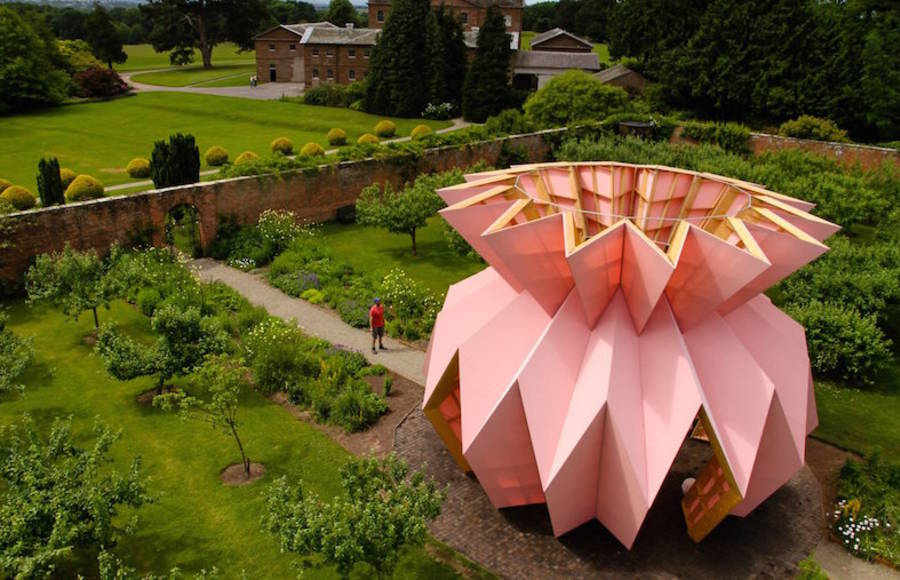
410;124;432;139
300;288;325;304
524;70;629;128
36;157;64;207
72;66;130;98
357;133;379;145
0;310;32;395
150;133;200;188
204;146;228;166
786;301;891;387
680;121;751;155
59;168;77;189
423;102;454;120
271;137;294;156
136;287;161;317
302;81;366;108
234;151;260;165
484;108;536;136
126;158;151;178
64;175;104;201
383;375;393;396
327;128;347;146
337;299;370;328
330;380;388;432
374;120;397;139
300;142;325;157
1;186;35;210
779;115;849;143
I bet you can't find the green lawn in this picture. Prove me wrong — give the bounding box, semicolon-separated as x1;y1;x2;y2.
132;64;257;87
813;381;900;457
1;300;460;578
319;217;487;296
0;92;451;192
519;31;611;64
117;43;255;72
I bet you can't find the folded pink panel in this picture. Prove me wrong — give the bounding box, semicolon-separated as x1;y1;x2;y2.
621;223;675;333
565;220;626;327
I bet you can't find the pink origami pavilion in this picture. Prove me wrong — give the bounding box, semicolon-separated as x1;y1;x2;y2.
422;162;839;547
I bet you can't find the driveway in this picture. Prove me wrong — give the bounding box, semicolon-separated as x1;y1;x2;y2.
121;71;305;100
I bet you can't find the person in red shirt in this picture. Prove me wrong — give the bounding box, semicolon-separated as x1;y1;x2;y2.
370;297;386;354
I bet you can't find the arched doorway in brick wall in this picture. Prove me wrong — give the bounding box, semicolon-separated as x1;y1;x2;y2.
164;204;203;258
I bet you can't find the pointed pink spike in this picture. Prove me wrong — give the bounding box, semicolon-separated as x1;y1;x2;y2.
482;213;574;315
730;392;803;517
682;312;777;496
666;225;770;331
565;220;626;328
759;199;841;242
622;222;675;333
806;369;819;435
424;268;519;406
517;292;592;486
458;291;553;453
440;201;524;291
718;222;827;314
595;417;650;549
437;177;514;206
722;295;811;452
463;382;546;509
639;299;703;501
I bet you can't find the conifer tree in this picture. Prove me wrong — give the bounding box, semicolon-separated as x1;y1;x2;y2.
428;5;467;110
462;6;513;122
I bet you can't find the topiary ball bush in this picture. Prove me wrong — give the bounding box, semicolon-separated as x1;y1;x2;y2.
0;178;11;193
234;151;260;165
126;158;151;178
0;185;36;210
271;137;294;155
300;142;326;157
374;120;397;139
59;168;77;189
357;133;379;146
64;175;105;201
410;124;432;139
205;146;229;166
327;128;347;146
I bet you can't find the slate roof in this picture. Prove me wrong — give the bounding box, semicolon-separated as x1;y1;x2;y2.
514;50;601;71
254;21;337;39
529;27;592;49
594;64;643;83
301;26;379;45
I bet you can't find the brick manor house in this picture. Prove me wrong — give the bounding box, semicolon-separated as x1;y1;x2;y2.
254;0;601;90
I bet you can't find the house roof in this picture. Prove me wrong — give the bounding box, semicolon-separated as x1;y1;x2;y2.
529;27;592;49
254;21;337;40
463;30;519;50
594;63;643;83
367;0;522;6
302;26;379;45
514;50;601;71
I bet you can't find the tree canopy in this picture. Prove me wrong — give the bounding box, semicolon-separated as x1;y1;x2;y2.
461;6;514;122
324;0;360;27
0;7;70;113
524;70;629;128
428;5;467;110
0;311;32;396
85;2;126;69
25;245;113;329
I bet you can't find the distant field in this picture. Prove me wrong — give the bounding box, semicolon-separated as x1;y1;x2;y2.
117;43;255;72
520;31;611;64
132;64;257;87
0;93;451;191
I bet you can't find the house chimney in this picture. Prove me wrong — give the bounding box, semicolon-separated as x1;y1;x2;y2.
346;22;355;29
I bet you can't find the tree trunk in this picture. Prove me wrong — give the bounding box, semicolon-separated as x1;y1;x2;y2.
157;374;165;396
92;307;99;329
230;422;250;477
198;14;213;69
410;229;417;256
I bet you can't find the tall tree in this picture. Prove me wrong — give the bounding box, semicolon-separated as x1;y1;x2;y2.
267;0;319;25
364;0;433;116
85;3;127;69
0;7;69;113
141;0;268;69
324;0;360;27
428;5;467;109
461;6;513;122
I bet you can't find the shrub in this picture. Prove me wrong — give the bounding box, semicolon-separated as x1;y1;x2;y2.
234;151;260;165
327;128;347;146
64;175;104;201
330;380;388;432
36;157;64;207
302;82;365;108
204;146;228;166
59;168;77;189
0;179;11;193
374;120;397;138
423;102;454;120
779;115;849;143
680;121;751;155
271;137;294;155
300;142;325;157
337;299;370;328
786;301;892;387
1;186;36;210
126;158;151;178
383;375;393;396
524;71;629;128
136;287;161;317
300;288;325;304
357;133;379;145
72;66;130;98
150;133;200;189
484;109;536;136
410;124;432;139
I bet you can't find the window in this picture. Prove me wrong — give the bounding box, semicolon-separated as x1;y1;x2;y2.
460;12;468;24
377;10;384;22
504;15;512;27
289;43;296;52
348;48;356;58
312;68;319;78
327;68;334;80
349;69;356;80
312;48;320;57
326;47;334;57
364;48;371;58
268;43;275;52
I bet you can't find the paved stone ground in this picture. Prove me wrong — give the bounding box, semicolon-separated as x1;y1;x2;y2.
122;72;304;100
197;258;897;580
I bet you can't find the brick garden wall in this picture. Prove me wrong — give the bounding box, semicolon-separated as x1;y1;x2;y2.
0;131;557;284
748;133;900;171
